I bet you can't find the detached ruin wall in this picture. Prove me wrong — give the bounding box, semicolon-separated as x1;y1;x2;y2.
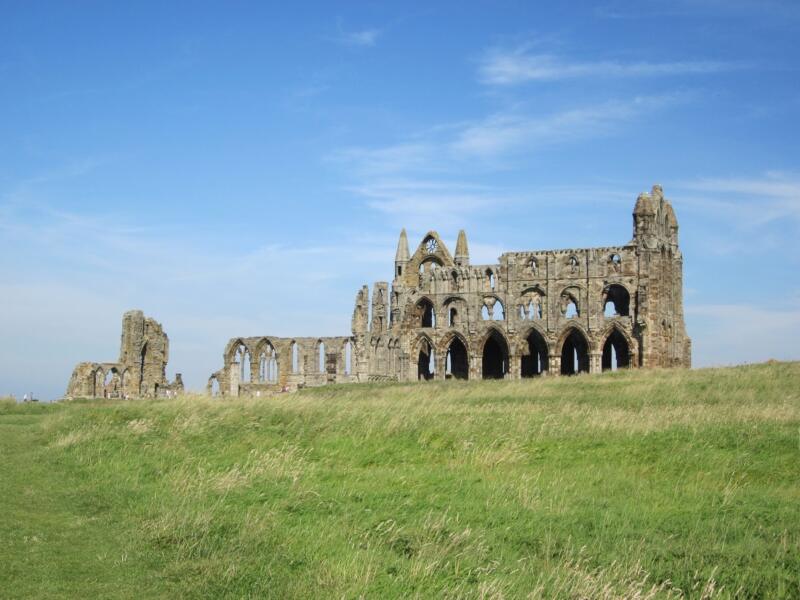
210;185;690;397
65;310;183;399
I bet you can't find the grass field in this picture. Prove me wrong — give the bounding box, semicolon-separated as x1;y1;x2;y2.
1;363;799;599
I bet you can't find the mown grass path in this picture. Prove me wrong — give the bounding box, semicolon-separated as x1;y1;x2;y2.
1;363;799;598
0;406;151;598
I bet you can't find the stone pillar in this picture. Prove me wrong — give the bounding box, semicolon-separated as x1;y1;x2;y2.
549;353;561;376
229;365;240;397
590;352;602;374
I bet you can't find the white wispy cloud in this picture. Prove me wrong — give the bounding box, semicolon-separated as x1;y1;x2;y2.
479;46;743;85
595;0;800;20
333;93;681;175
347;180;514;230
450;95;680;157
331;23;381;47
674;172;800;226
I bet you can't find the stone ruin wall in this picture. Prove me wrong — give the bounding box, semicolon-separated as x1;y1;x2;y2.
211;185;690;396
207;336;358;397
65;310;183;399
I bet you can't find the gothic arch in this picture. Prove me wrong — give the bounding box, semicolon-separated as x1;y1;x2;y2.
441;332;469;380
414;296;436;328
442;296;467;327
480;327;509;380
603;283;632;317
414;333;436;380
253;337;278;359
557;326;590;376
600;323;634;371
559;286;583;318
226;338;248;364
520;326;550;377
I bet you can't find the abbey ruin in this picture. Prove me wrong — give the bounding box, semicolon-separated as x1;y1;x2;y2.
209;185;691;396
65;310;184;399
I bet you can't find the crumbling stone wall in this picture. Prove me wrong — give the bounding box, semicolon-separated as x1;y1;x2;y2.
65;310;183;399
209;336;357;397
212;185;690;396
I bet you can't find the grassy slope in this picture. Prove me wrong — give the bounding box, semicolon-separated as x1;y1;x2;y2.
1;363;798;599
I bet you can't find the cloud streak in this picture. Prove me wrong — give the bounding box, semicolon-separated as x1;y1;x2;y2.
674;172;800;227
479;47;744;85
330;21;381;47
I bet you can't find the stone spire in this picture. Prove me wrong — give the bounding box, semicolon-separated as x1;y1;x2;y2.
394;228;410;277
454;229;470;266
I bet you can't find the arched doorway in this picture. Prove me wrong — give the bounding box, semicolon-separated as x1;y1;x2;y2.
482;330;508;379
602;329;630;371
560;328;589;375
417;339;434;380
445;337;469;380
521;329;549;377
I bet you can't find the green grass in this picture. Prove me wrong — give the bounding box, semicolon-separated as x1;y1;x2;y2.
1;363;799;599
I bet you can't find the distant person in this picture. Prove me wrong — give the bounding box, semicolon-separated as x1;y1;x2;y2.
23;393;28;402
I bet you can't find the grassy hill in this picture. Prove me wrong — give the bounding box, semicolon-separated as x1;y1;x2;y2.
1;363;799;599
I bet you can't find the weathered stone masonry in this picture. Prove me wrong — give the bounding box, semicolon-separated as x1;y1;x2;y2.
212;185;690;396
65;310;183;398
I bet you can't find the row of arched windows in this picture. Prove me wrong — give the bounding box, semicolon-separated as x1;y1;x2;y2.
415;285;631;328
232;340;354;382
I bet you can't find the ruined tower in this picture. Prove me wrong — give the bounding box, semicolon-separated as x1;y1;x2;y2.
65;310;183;399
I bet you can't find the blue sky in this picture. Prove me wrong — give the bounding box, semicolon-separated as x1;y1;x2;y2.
1;0;799;399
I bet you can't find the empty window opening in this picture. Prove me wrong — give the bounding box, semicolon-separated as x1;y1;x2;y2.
139;343;147;395
241;348;251;382
560;329;589;376
487;270;496;290
528;300;542;319
529;257;538;274
492;300;505;320
482;331;509;380
318;342;325;373
267;348;278;383
103;370;115;397
451;271;459;289
602;329;630;371
569;256;579;273
259;351;267;382
445;337;469;380
397;266;402;276
610;253;622;272
210;376;220;396
418;299;436;328
417;340;434;381
448;307;458;327
345;341;353;375
482;298;504;321
604;284;630;317
521;330;549;378
563;295;579;318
